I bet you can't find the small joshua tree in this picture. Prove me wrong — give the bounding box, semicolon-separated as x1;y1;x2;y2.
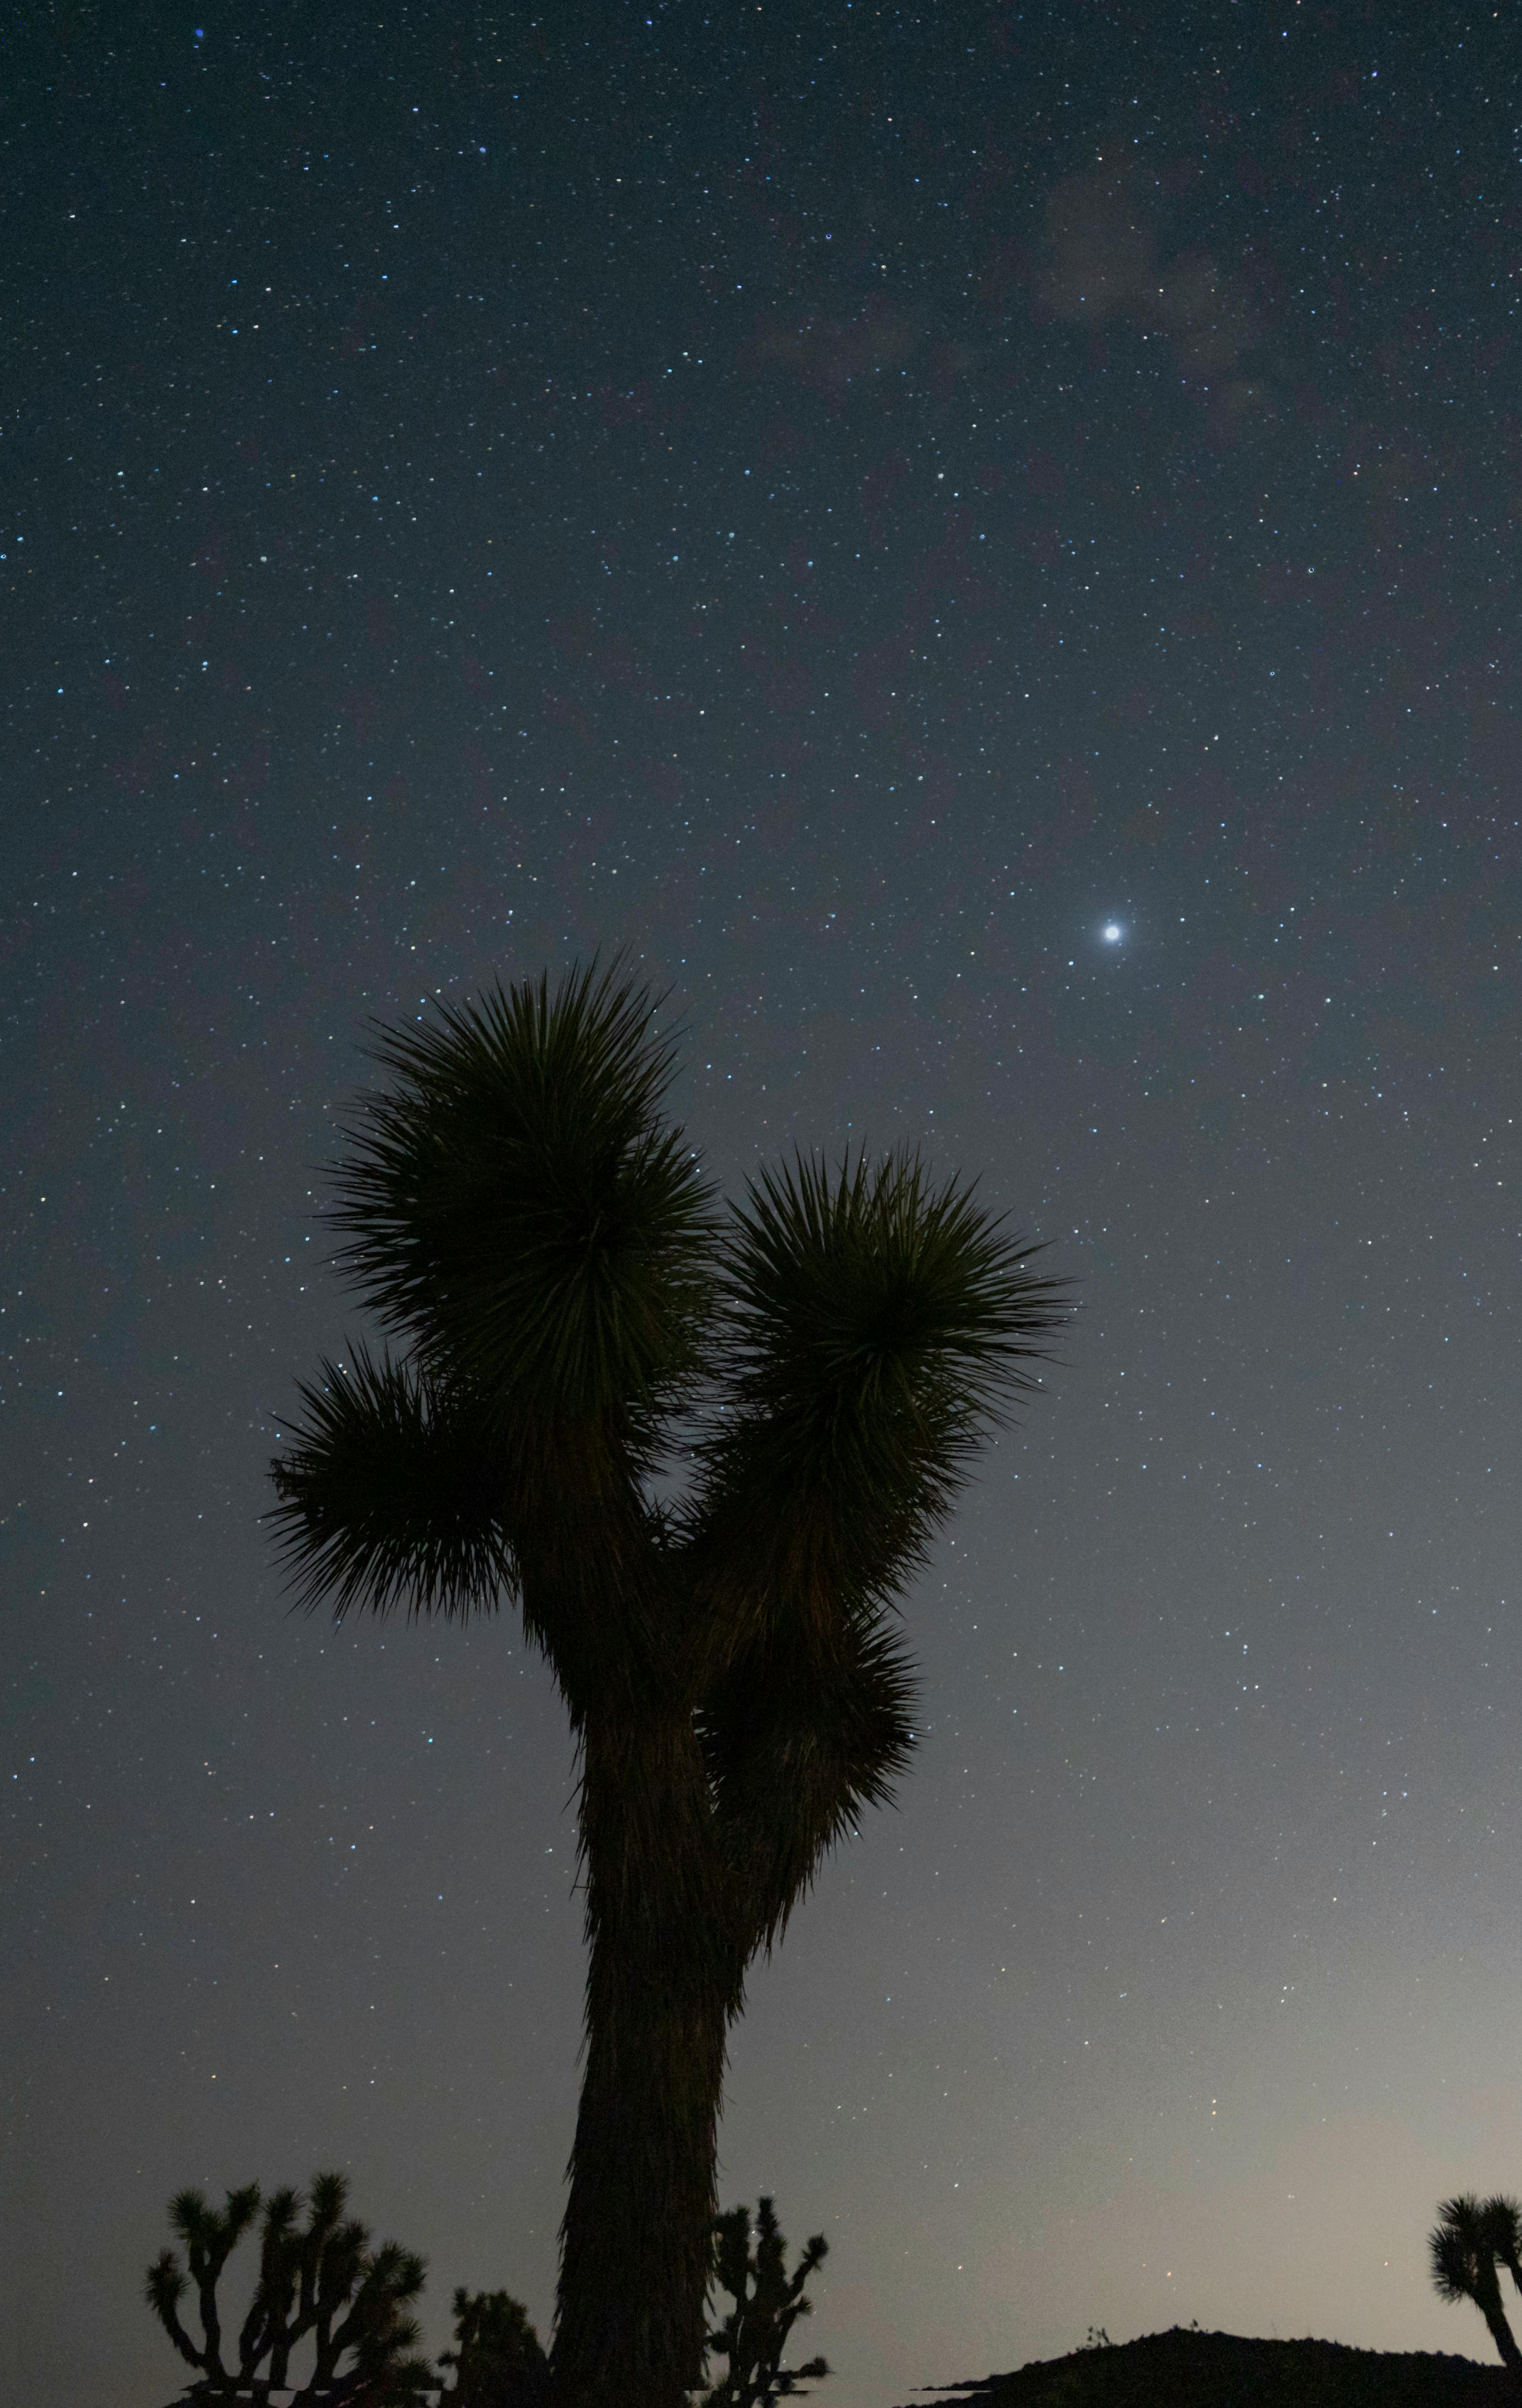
145;2170;432;2400
146;2182;262;2393
1429;2192;1522;2373
437;2287;549;2405
702;2197;829;2406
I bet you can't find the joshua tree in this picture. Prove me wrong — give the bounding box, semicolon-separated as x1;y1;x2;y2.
145;2171;432;2400
1429;2193;1522;2372
437;2288;549;2404
146;2182;262;2392
269;965;1067;2408
703;2196;830;2405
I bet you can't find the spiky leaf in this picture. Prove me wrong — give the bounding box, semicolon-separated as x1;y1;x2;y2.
701;1617;917;1945
268;1348;516;1621
325;966;718;1446
698;1148;1068;1612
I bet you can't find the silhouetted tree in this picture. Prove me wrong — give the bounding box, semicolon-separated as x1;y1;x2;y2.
269;965;1067;2408
437;2288;549;2405
146;2171;432;2401
702;2196;829;2405
1429;2193;1522;2372
147;2183;262;2390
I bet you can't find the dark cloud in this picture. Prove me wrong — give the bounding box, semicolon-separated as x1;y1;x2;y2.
745;296;925;401
1038;163;1264;407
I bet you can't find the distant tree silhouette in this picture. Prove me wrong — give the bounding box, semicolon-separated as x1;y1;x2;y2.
268;964;1068;2408
147;2182;262;2391
145;2171;432;2400
1429;2193;1522;2372
702;2197;829;2405
437;2288;549;2405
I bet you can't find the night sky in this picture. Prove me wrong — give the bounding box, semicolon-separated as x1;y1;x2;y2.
6;4;1522;2403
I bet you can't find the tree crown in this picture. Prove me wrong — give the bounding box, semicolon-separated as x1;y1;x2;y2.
270;963;1068;1700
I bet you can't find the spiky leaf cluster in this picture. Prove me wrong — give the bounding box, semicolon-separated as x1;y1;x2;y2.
326;967;717;1458
697;1149;1067;1616
269;1348;514;1622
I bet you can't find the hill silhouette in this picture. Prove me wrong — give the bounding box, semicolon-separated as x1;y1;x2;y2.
901;2324;1514;2405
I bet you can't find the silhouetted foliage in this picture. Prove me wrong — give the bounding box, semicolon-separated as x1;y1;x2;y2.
146;2171;432;2402
1430;2194;1522;2372
701;2196;829;2405
437;2288;549;2406
269;965;1068;2408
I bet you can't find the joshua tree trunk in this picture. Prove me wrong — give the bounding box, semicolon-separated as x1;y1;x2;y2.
552;1926;730;2406
550;1711;739;2408
1477;2275;1522;2372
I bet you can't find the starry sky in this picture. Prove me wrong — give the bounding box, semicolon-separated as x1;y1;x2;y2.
6;4;1522;2403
